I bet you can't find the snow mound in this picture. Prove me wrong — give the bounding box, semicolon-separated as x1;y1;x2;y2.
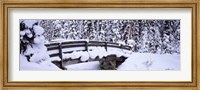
117;53;180;71
88;47;108;59
80;51;90;61
33;25;45;35
107;48;125;57
70;51;82;59
20;54;61;70
62;47;130;62
65;61;99;70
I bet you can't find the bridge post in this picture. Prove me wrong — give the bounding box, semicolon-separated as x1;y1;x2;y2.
85;41;88;51
58;42;64;69
104;42;107;51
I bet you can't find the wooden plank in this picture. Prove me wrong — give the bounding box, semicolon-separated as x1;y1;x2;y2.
107;42;119;45
49;53;60;57
62;41;86;44
62;44;86;48
89;41;105;43
88;44;104;46
45;42;59;47
107;45;120;48
47;46;59;50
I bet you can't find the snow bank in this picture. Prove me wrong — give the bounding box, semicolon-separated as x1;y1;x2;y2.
20;54;61;70
80;51;90;61
62;47;129;62
63;51;90;61
117;53;180;71
65;61;99;70
28;44;50;63
107;48;125;57
63;52;180;71
88;47;108;59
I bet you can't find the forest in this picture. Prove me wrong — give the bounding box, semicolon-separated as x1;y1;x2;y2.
39;19;180;54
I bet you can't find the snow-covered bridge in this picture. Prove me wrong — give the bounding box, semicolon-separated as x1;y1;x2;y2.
43;41;180;71
45;41;132;70
45;40;132;58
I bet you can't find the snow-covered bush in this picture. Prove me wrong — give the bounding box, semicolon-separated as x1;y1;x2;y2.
20;20;50;63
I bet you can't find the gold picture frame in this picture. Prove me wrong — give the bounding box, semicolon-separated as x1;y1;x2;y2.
0;0;199;90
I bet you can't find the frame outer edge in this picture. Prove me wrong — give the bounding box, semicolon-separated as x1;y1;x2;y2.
0;0;199;90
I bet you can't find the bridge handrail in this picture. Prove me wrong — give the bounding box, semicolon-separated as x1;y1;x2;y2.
45;40;132;58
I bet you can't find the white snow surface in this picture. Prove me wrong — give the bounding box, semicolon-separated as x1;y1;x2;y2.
21;44;180;71
33;25;45;35
62;47;128;61
28;44;50;63
20;54;61;70
61;46;180;71
63;47;124;61
80;51;90;61
63;52;180;71
23;20;37;28
47;56;61;61
117;53;180;70
65;61;100;70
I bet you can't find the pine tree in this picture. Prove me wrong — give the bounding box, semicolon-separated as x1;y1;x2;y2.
20;20;50;63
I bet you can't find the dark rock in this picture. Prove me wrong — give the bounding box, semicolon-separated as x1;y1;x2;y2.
99;55;127;70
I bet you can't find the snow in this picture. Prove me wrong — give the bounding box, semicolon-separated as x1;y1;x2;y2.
20;31;26;36
24;29;31;34
55;24;62;29
88;47;108;59
70;51;82;59
24;25;49;63
63;52;180;71
117;53;180;71
20;54;61;70
65;61;99;70
62;46;129;61
23;20;37;28
40;20;180;55
107;48;125;57
62;46;133;62
62;47;85;53
33;36;45;44
62;53;71;59
47;56;61;61
23;45;34;56
80;51;90;61
33;25;45;35
20;20;58;70
27;44;49;63
27;34;33;38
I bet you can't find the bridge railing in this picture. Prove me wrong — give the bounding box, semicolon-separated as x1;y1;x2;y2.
45;40;132;59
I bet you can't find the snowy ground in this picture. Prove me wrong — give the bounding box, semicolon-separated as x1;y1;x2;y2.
20;48;180;71
65;61;100;70
64;53;180;71
20;54;61;70
20;52;180;71
117;53;180;71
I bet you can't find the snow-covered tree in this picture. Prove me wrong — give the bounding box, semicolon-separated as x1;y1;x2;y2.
20;20;49;63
